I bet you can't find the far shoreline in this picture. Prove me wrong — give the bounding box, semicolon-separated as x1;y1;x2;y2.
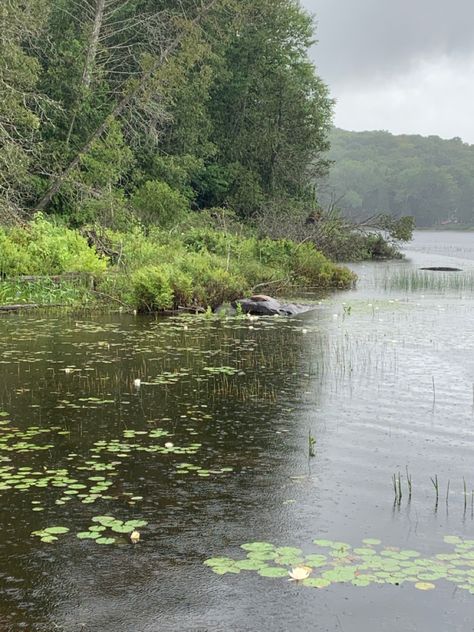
416;226;474;232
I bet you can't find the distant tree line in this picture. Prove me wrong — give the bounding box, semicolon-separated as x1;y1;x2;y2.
321;129;474;227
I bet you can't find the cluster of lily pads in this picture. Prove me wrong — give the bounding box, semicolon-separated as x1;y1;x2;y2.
0;407;233;508
0;418;56;454
142;369;191;386
31;515;148;545
0;401;235;552
203;366;241;376
56;397;115;410
89;430;202;458
31;526;70;544
175;463;233;477
205;536;474;594
76;515;148;544
0;464;114;507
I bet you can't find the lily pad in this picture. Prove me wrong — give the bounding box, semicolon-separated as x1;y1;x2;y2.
241;542;274;552
44;526;69;535
303;578;331;588
123;520;148;529
313;539;334;547
77;532;100;540
204;557;234;567
235;559;267;571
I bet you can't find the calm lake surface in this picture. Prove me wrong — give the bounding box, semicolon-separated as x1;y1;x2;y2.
1;231;474;631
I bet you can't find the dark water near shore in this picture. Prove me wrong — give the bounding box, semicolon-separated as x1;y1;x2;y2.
1;231;474;631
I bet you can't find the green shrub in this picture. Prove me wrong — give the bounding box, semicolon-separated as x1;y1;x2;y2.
0;229;30;276
0;214;107;277
183;253;248;308
293;242;356;288
254;238;296;266
131;266;174;312
0;217;356;310
151;154;202;202
363;234;403;260
234;257;279;289
131;180;190;228
182;228;231;255
130;265;194;312
69;189;132;230
114;227;167;270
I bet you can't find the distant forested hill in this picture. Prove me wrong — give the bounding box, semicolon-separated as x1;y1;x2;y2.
321;129;474;227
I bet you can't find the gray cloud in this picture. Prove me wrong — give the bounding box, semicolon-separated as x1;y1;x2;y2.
303;0;474;85
301;0;474;143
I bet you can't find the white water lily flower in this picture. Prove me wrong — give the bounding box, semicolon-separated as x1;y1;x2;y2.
288;566;312;581
133;379;141;389
164;442;174;449
130;530;140;543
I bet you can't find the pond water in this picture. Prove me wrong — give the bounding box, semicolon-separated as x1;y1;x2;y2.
1;231;474;631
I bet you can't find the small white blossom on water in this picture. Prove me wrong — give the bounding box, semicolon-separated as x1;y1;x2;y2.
288;566;312;581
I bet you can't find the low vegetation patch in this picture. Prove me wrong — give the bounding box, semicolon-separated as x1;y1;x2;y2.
0;214;356;312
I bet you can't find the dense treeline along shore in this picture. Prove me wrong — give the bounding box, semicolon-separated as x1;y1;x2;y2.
324;129;474;229
0;0;411;311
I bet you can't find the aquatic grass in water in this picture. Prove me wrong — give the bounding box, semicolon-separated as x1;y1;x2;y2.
205;536;474;594
383;269;474;293
0;278;94;307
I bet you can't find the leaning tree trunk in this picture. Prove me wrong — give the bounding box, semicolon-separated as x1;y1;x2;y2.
35;0;221;212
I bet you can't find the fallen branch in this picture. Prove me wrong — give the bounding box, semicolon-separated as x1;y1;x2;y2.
0;303;66;312
90;290;132;309
251;277;292;293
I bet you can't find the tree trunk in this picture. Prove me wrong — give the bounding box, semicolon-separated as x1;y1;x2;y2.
83;0;106;90
66;0;106;146
35;0;221;212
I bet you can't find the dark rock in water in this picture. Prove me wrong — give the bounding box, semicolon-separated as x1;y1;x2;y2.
420;267;463;272
233;295;316;316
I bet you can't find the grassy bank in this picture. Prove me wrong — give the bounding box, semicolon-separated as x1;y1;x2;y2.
0;214;356;312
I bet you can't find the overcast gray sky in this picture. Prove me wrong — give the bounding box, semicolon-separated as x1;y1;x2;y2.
301;0;474;143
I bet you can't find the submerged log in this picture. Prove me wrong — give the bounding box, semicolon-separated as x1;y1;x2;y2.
0;304;40;312
0;303;66;312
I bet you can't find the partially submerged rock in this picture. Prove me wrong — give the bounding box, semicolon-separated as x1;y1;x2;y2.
420;267;463;272
233;295;316;317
